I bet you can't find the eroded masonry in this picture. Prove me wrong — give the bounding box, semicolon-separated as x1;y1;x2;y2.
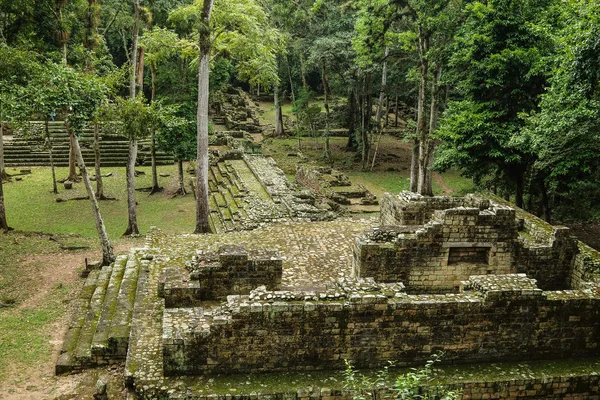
57;191;600;399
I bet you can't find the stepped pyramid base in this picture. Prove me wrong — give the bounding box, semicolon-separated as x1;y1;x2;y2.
6;121;174;168
56;248;151;375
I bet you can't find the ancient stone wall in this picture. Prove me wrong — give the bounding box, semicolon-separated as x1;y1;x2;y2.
159;245;282;305
162;275;600;376
379;192;489;226
355;192;580;292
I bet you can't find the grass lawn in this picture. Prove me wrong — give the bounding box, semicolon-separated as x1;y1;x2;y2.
3;164;196;238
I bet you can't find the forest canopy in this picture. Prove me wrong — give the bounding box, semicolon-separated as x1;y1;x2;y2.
1;0;599;224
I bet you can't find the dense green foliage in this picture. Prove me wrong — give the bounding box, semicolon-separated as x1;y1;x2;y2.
1;0;600;223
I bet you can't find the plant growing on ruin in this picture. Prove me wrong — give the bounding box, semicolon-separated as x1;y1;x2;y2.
344;352;460;400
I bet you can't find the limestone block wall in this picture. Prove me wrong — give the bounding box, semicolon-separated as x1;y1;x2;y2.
379;192;489;226
186;245;282;301
353;205;519;292
571;242;600;288
356;194;581;292
162;275;600;376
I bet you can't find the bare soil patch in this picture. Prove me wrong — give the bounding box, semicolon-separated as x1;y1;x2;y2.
0;242;136;400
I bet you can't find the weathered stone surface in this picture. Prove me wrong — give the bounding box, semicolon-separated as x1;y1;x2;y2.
354;192;579;292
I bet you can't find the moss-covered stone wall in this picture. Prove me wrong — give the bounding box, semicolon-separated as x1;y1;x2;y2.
162;275;600;376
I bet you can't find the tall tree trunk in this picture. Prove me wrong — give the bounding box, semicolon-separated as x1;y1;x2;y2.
137;47;145;94
149;64;160;194
515;171;524;209
418;63;441;196
124;0;141;236
0;122;6;180
410;140;419;192
274;86;284;137
194;0;214;234
68;131;79;181
177;159;186;195
300;56;308;88
45;119;58;194
73;134;115;265
124;139;139;235
416;30;430;195
286;55;296;103
0;167;8;232
130;0;140;99
346;89;357;151
395;95;399;127
321;63;331;160
371;47;389;171
85;0;98;72
541;179;551;223
93;121;104;199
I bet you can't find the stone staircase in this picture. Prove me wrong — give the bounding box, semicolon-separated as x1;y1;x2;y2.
56;249;148;374
4;121;174;167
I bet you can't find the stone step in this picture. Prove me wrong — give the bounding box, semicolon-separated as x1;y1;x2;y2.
124;252;153;387
55;270;100;374
73;264;114;365
107;250;144;359
91;255;128;362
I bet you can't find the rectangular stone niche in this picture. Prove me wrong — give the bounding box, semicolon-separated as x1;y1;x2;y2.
448;246;490;265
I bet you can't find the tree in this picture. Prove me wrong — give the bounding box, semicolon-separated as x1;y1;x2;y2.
140;27;185;194
436;0;554;207
155;104;196;195
522;0;600;220
109;96;153;236
37;63;116;264
169;0;282;234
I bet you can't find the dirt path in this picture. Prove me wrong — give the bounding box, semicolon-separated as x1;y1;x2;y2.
0;244;135;400
433;172;453;195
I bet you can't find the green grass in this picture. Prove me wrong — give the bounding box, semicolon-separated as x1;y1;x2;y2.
3;164;196;238
346;171;411;199
0;294;67;380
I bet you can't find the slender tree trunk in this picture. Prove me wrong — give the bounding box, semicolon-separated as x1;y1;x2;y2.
515;172;524;209
300;56;308;88
124;0;141;236
286;55;296;103
85;0;98;72
0;168;8;232
93;121;104;199
541;179;551;223
410;140;419;192
416;30;430;195
137;47;144;95
346;89;357;151
68;131;79;181
150;64;160;194
130;0;140;99
371;47;389;171
194;0;214;234
124;139;139;235
45;119;58;194
395;95;399;127
0;122;6;180
321;63;331;160
274;86;284;136
73;134;115;265
177;159;186;195
418;63;441;196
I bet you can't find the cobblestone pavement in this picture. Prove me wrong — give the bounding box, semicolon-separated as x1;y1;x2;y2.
126;217;377;397
151;216;377;291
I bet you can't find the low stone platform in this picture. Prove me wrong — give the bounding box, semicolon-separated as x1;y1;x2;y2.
57;193;600;399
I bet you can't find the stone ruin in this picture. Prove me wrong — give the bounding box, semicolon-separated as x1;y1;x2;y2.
199;130;335;232
296;166;379;213
212;86;263;133
353;192;583;293
56;191;600;399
